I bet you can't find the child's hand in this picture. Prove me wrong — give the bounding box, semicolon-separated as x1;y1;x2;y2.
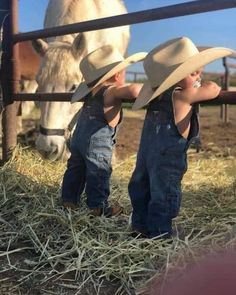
130;83;143;99
201;81;221;95
176;80;221;104
193;80;201;88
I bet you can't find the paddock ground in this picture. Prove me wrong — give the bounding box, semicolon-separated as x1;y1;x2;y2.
116;105;236;160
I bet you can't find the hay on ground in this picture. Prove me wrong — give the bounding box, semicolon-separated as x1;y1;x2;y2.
0;146;235;294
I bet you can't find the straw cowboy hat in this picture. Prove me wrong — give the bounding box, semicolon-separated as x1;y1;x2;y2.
132;37;234;110
71;45;147;103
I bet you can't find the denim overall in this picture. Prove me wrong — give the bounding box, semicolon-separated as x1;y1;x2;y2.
62;86;119;209
128;87;199;238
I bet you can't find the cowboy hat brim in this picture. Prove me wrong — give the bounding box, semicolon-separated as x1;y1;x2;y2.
71;51;147;103
132;47;234;110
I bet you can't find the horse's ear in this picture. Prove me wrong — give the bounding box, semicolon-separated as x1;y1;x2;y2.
32;39;49;56
71;33;86;59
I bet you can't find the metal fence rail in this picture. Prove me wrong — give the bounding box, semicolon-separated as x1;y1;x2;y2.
14;0;236;42
12;91;236;105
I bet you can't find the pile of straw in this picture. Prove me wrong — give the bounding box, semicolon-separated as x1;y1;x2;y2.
0;146;235;294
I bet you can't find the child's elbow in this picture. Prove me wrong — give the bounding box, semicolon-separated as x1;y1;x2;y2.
129;83;143;99
211;82;221;97
206;81;221;98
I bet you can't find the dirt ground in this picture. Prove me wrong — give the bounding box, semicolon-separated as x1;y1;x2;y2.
116;105;236;160
17;104;236;161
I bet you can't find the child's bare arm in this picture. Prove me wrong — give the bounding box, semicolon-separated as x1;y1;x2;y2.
176;81;221;104
104;83;143;106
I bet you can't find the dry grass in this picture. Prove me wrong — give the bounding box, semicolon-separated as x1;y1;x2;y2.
0;146;235;294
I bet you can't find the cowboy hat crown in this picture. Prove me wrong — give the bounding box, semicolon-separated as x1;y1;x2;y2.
132;37;234;110
72;45;147;103
80;45;124;86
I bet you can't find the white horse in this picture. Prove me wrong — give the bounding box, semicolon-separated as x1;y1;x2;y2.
33;0;130;160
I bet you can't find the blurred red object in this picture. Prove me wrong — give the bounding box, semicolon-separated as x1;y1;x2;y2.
149;252;236;295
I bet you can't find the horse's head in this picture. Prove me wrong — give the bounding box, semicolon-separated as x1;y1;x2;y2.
32;0;130;162
33;35;85;160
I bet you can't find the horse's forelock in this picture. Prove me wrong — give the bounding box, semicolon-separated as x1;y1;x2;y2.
37;42;82;87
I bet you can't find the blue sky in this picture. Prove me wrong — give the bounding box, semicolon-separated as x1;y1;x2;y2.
18;0;236;74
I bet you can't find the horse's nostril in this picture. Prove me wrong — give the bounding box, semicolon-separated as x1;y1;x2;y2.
39;150;49;158
50;145;58;154
37;146;58;159
48;146;59;158
36;133;67;161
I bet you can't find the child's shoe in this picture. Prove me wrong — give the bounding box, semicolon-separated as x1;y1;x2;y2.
130;229;148;239
62;201;78;210
90;205;123;217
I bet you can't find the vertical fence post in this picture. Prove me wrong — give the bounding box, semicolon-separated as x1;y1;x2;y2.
220;75;224;119
222;57;229;124
0;0;20;163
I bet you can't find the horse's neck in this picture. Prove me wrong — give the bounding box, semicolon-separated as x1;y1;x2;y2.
44;0;128;45
44;0;97;43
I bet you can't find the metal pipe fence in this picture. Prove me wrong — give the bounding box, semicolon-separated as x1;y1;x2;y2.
13;0;236;42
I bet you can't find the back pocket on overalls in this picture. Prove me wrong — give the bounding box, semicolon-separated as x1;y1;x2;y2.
88;129;113;168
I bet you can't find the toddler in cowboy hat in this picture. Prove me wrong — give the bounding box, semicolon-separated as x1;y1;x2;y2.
129;37;233;238
61;44;147;217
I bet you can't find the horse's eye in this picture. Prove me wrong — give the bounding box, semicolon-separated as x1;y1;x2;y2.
70;84;78;92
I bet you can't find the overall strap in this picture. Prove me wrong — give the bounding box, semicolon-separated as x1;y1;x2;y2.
67;86;109;133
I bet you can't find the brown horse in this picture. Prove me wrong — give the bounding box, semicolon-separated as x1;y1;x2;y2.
19;40;40;81
17;41;40;131
0;40;40;135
